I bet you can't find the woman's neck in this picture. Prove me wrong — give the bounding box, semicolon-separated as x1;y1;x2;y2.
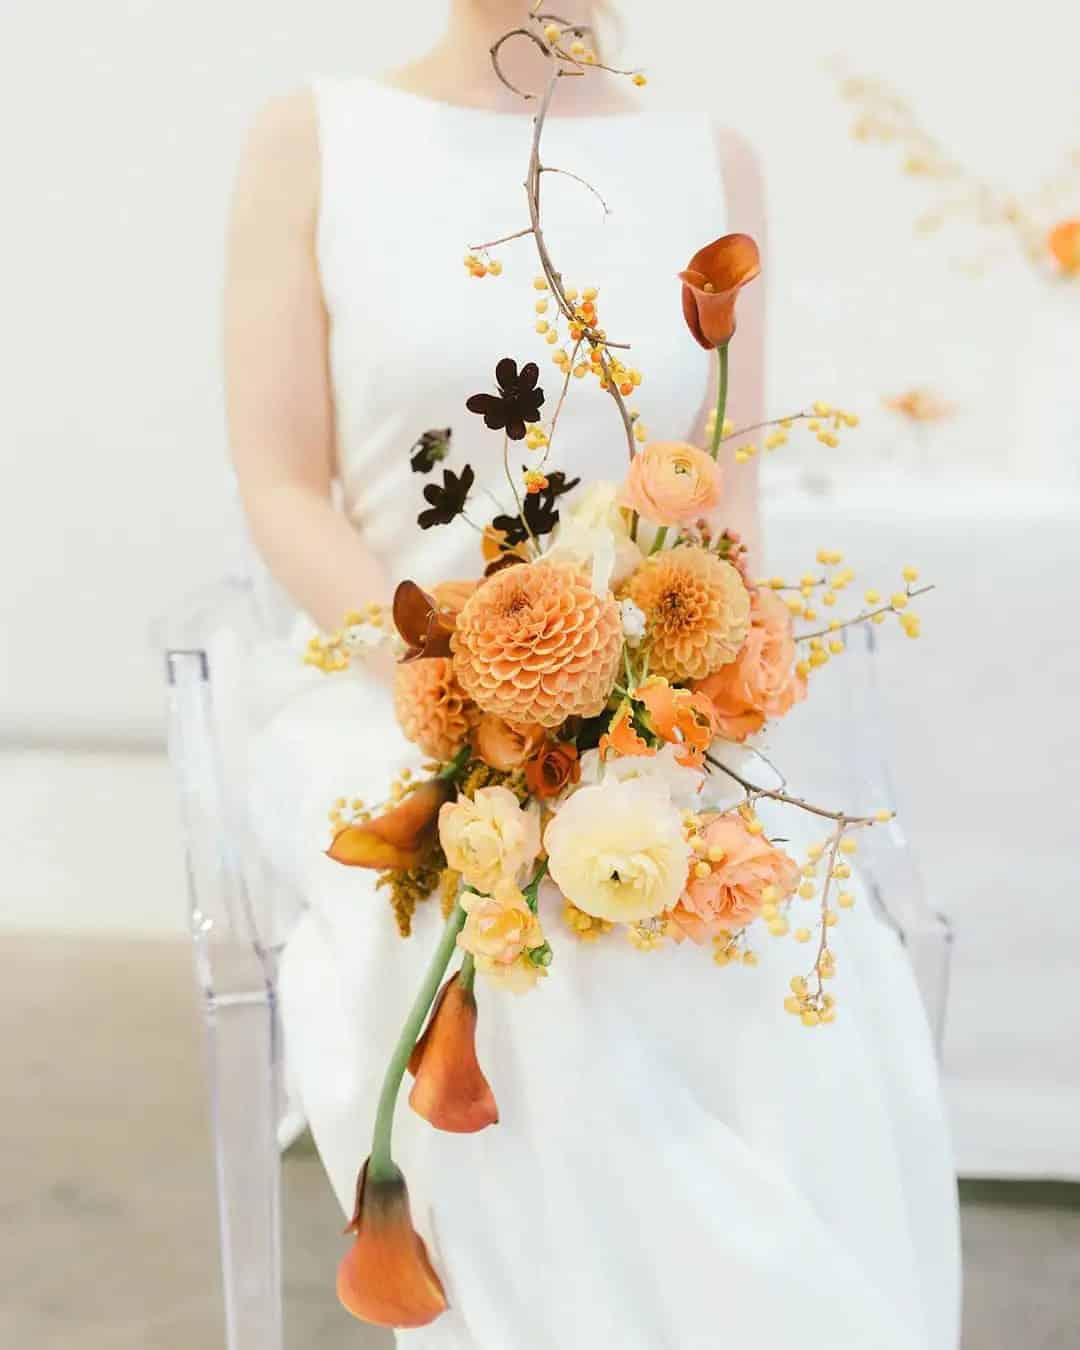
382;3;634;117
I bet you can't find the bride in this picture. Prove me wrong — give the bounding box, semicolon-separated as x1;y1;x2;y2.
225;2;961;1346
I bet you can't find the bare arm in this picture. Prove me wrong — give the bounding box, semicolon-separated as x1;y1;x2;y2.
693;125;767;569
225;90;389;632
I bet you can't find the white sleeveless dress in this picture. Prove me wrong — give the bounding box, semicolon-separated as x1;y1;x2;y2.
247;78;961;1349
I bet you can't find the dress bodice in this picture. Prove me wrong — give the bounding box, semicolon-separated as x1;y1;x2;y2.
313;77;728;588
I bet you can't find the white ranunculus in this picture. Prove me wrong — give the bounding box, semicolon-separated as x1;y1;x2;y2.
544;779;691;922
576;743;705;808
545;481;642;594
619;598;647;645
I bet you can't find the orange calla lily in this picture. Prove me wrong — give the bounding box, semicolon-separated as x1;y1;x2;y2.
1048;220;1080;275
327;778;452;870
337;1160;448;1328
393;580;455;662
598;699;656;759
636;677;717;769
679;234;761;349
407;972;499;1133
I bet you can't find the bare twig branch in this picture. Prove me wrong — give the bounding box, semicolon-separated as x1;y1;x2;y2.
468;226;536;251
540;165;611;217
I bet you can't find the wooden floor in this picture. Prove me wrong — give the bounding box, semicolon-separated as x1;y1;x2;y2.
2;935;1076;1349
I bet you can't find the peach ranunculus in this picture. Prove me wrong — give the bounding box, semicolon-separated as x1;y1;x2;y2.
619;442;724;528
1048;219;1080;276
544;779;692;923
407;972;498;1133
337;1161;447;1328
524;739;581;798
438;786;540;895
693;589;807;742
668;813;798;943
471;713;546;772
327;777;452;871
635;677;718;768
679;234;761;350
457;882;549;993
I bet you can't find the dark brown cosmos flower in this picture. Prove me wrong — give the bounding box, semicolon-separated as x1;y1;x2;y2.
410;427;452;474
492;470;581;545
418;465;475;530
679;234;761;349
466;358;545;441
327;778;452;871
408;972;499;1133
524;740;581;799
337;1161;448;1328
393;580;454;661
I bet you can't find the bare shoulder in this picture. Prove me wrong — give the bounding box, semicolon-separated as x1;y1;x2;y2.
232;89;319;231
711;125;765;237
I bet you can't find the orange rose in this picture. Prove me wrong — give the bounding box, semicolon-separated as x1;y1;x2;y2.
408;973;499;1134
679;234;761;349
668;813;798;943
1048;220;1080;275
524;740;582;798
337;1161;447;1328
619;441;724;528
327;778;452;871
693;589;806;742
472;714;546;772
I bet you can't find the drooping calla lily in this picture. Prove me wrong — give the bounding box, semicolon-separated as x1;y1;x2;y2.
337;1160;448;1328
393;580;455;662
1048;220;1080;276
407;971;499;1132
678;234;761;349
327;777;452;870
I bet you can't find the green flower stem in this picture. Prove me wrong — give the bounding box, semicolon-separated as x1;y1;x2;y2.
522;859;549;913
459;951;476;995
649;525;669;555
437;744;472;782
709;343;730;460
368;900;467;1180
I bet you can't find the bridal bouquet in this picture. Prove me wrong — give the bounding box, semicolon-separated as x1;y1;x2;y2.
309;8;933;1330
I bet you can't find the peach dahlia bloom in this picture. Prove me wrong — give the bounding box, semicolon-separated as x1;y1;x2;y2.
669;813;799;943
693;589;806;742
452;562;623;728
622;546;751;683
619;442;724;528
394;657;473;761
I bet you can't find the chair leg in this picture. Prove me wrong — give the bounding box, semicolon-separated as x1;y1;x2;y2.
200;973;285;1350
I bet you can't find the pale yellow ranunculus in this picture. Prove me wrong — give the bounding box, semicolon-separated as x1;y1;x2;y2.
438;787;541;895
544;779;691;923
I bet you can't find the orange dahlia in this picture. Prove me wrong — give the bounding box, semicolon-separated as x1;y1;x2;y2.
622;546;750;682
452;562;622;728
394;657;473;760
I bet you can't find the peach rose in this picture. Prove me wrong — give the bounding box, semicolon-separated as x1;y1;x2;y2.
524;740;581;799
438;786;540;894
668;814;798;943
693;589;806;741
471;714;545;772
457;882;548;995
619;442;724;528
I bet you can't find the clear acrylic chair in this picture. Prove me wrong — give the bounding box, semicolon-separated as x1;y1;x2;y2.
160;580;952;1350
162;576;300;1350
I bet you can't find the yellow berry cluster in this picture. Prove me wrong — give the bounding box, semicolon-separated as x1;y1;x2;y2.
564;899;613;941
463;252;503;280
628;917;668;951
784;975;838;1026
523;469;549;495
709;402;859;464
304;604;387;672
713;936;760;968
327;767;416;839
